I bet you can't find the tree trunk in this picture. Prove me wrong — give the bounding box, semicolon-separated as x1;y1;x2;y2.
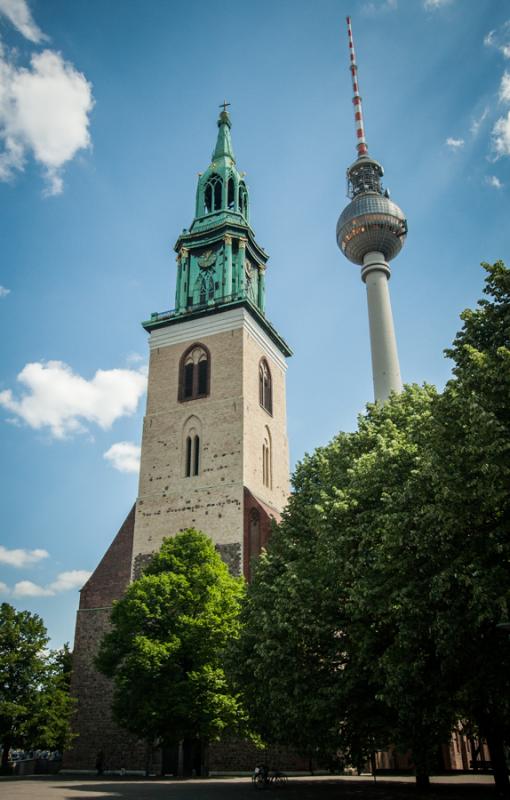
200;739;209;777
486;730;510;796
415;772;430;790
1;737;11;775
177;740;184;778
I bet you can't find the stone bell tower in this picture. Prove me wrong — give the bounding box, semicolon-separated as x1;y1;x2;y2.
132;105;292;579
65;108;291;771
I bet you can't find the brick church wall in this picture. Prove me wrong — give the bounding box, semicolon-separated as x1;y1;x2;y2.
63;505;147;771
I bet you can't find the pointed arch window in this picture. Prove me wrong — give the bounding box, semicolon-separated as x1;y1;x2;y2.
259;358;272;415
262;428;272;489
194;272;214;307
238;181;248;217
183;416;202;477
204;174;223;213
179;344;210;402
227;177;235;210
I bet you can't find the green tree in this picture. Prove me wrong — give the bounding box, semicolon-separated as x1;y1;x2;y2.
233;263;510;791
420;261;510;791
233;385;455;782
0;604;74;772
96;529;245;775
25;644;75;753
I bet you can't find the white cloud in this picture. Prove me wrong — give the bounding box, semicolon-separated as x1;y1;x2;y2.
0;0;46;43
484;22;510;58
0;285;10;297
13;579;53;597
12;569;91;597
424;0;453;8
484;30;495;47
446;137;464;150
0;47;94;195
0;581;9;594
362;0;397;15
126;352;145;365
485;175;503;189
492;111;510;157
499;71;510;103
0;545;48;567
48;569;91;592
0;360;147;439
470;107;489;136
104;441;141;474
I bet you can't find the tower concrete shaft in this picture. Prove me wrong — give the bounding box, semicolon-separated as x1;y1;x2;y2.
361;252;402;402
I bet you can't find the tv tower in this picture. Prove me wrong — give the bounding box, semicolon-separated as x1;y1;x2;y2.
336;16;407;403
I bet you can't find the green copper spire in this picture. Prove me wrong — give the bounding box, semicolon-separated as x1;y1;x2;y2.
212;106;236;162
142;106;292;358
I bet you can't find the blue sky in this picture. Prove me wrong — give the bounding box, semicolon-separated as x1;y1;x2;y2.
0;0;509;649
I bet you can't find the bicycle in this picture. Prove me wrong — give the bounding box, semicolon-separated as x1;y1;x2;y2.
252;764;288;789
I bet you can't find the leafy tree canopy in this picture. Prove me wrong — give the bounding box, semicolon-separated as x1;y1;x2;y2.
0;603;74;771
232;262;510;789
96;529;246;751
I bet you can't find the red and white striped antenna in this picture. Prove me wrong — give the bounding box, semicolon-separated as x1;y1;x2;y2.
346;16;369;158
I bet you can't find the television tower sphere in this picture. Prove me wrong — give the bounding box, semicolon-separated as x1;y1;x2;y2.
337;157;407;266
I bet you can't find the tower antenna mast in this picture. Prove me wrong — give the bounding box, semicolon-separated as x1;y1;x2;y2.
346;16;368;158
336;15;408;403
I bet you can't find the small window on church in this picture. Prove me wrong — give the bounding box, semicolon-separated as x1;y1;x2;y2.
214;179;222;210
185;434;200;477
179;344;210;402
186;436;192;477
204;174;223;214
238;182;247;216
259;359;272;415
183;416;202;478
193;435;200;476
227;177;235;210
204;183;212;214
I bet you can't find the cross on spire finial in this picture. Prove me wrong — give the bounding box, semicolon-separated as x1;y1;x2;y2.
220;99;231;114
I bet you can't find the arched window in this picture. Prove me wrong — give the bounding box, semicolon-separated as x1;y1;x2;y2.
179;344;210;402
259;358;272;415
183;416;202;477
248;508;261;580
238;181;247;217
204;174;223;213
262;427;272;489
194;272;214;307
227;177;235;210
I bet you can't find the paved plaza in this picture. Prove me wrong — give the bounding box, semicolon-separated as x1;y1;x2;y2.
0;774;497;800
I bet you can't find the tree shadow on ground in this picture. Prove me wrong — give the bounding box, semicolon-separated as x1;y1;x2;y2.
46;777;500;800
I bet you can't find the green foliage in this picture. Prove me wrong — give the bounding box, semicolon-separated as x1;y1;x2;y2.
0;604;74;769
233;262;510;782
96;529;246;748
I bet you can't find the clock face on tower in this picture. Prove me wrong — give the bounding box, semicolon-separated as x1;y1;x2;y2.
198;250;216;270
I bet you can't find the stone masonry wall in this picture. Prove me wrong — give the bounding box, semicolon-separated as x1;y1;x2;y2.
64;506;147;771
242;326;289;513
132;327;245;570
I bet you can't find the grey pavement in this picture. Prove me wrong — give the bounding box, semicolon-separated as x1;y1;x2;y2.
0;774;497;800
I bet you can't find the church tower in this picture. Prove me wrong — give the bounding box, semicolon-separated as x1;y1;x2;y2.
132;105;291;579
65;108;291;771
